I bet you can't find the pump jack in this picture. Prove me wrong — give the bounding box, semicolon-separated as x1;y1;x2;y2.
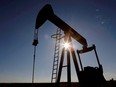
32;4;107;87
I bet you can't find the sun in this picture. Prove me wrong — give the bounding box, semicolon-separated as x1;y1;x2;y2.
63;42;70;49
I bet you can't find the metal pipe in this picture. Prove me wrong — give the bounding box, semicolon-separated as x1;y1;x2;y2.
32;46;36;83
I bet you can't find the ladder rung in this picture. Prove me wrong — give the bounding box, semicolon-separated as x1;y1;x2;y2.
53;65;58;68
54;53;59;56
54;50;59;53
53;66;58;69
54;51;59;54
52;74;57;76
55;49;59;51
62;65;67;67
54;58;58;60
54;56;58;58
54;62;58;64
54;52;59;54
54;59;58;62
52;74;57;77
55;47;59;49
55;45;59;47
54;57;58;59
53;68;57;70
53;64;58;66
53;72;57;75
52;77;57;79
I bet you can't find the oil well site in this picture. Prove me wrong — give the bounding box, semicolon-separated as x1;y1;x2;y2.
0;1;116;87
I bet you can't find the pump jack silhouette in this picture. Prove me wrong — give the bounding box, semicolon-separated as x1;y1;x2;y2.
32;4;107;87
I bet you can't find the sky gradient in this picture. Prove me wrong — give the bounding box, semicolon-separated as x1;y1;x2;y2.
0;0;116;83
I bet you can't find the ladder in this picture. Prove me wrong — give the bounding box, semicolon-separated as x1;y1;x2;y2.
51;28;62;83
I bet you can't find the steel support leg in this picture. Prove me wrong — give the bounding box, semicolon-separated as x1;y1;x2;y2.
67;49;71;83
70;46;80;82
56;48;65;83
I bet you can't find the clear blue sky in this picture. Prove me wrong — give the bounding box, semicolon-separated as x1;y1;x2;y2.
0;0;116;83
